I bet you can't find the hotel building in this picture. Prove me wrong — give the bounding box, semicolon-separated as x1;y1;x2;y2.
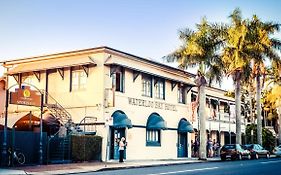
0;46;246;161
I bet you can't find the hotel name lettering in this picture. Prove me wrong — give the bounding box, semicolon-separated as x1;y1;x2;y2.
128;97;177;111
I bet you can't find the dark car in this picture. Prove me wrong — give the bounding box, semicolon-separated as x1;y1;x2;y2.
220;144;251;161
243;144;270;159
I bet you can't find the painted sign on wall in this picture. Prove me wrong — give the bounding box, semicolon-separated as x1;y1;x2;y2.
128;97;177;111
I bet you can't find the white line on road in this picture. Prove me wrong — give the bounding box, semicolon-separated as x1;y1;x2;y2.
261;160;281;164
145;167;219;175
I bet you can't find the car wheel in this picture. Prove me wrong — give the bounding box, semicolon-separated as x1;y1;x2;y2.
238;154;242;160
255;153;259;159
266;153;270;159
247;154;251;160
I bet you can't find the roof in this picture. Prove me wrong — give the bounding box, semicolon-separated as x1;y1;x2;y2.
1;46;196;78
7;55;96;75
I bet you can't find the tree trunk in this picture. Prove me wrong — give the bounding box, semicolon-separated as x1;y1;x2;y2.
256;75;262;145
249;91;253;123
277;106;281;144
235;79;242;144
199;84;207;160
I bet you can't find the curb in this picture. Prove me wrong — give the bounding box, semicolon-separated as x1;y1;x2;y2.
98;159;222;172
23;159;222;175
64;159;221;174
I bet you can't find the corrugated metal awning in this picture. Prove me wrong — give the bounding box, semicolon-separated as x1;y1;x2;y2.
8;56;96;75
178;119;194;133
112;110;132;129
146;113;166;130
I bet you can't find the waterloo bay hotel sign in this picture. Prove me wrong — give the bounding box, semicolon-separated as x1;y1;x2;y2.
128;97;177;111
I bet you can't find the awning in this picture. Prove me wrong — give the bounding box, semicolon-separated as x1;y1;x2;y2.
146;113;166;130
8;56;96;75
178;119;194;133
112;111;132;129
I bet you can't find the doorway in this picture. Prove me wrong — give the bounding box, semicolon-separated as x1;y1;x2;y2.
110;127;126;160
177;132;188;157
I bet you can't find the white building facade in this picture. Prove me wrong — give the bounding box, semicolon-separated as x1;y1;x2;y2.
1;46;246;161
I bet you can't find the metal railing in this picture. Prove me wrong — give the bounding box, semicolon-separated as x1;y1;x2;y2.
75;116;97;134
40;90;72;126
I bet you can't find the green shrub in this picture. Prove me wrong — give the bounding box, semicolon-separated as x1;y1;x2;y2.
71;135;102;161
245;124;276;152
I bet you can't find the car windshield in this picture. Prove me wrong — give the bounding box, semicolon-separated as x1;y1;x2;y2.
244;145;253;149
223;145;235;149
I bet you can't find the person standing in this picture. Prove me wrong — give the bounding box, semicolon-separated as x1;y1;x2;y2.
194;139;199;157
207;138;213;158
119;137;126;163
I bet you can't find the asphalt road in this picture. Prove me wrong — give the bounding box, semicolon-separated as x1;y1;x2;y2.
78;158;281;175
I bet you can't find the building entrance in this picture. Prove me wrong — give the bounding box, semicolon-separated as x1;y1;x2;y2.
177;132;188;157
110;127;126;160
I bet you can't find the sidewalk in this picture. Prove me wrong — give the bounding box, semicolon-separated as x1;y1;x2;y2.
0;157;221;175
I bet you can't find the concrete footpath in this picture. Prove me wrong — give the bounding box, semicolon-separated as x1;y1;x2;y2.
0;157;221;175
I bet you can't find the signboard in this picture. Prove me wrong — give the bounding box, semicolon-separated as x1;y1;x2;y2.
10;86;41;107
128;97;177;111
191;101;197;122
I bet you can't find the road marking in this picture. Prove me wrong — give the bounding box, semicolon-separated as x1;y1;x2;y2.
261;160;281;164
146;167;219;175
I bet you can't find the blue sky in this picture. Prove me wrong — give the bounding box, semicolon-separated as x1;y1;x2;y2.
0;0;280;89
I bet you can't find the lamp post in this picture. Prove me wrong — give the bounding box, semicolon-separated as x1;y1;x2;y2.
39;94;44;164
1;89;9;166
218;99;221;146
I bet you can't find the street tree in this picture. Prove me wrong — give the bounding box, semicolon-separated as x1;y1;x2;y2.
165;18;224;160
220;8;252;144
265;85;281;144
247;15;281;145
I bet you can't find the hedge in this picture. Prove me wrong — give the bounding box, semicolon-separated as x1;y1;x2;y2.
71;135;102;161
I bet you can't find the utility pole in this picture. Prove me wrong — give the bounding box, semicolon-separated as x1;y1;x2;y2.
1;89;9;166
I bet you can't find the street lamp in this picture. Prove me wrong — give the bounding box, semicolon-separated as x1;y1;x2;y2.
1;89;9;166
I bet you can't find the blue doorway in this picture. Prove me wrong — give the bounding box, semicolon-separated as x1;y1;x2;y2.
177;132;188;157
110;128;126;160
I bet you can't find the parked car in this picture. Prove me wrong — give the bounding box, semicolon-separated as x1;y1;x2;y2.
220;144;251;161
243;144;270;159
273;145;281;157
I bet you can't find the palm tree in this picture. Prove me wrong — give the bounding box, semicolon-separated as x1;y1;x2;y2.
165;18;224;160
247;15;281;145
263;60;281;143
266;85;281;144
220;8;252;145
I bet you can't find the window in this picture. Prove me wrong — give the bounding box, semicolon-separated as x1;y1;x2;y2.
178;85;185;104
155;79;165;99
72;70;87;91
146;130;161;146
112;69;124;92
142;74;152;97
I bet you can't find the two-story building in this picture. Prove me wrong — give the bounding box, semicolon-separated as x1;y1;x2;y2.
0;46;245;161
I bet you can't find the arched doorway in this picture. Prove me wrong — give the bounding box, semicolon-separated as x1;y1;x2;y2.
177;118;194;157
109;110;132;160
